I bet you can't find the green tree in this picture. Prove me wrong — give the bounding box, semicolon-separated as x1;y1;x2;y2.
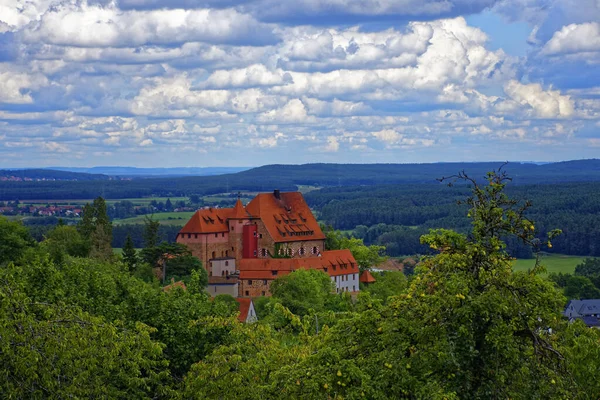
165;198;173;211
362;270;408;304
141;215;161;265
122;234;138;272
43;225;89;264
0;216;34;265
270;269;336;316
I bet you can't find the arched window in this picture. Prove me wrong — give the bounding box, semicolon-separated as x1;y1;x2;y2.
299;247;305;255
211;251;216;259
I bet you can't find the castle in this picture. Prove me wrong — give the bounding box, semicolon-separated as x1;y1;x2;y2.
177;190;359;297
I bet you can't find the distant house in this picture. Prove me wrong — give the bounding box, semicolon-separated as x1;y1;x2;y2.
360;270;377;284
563;299;600;328
236;298;257;323
163;279;187;292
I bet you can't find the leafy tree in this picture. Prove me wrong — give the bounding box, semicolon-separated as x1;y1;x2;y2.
165;254;204;282
0;216;35;265
323;224;387;270
122;234;138;272
141;215;161;265
43;225;89;263
270;269;336;316
362;270;408;304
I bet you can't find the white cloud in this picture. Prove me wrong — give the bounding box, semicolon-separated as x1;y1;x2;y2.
202;64;291;88
0;67;48;104
22;3;275;47
541;22;600;55
504;80;575;118
258;99;314;123
139;139;153;146
323;136;339;152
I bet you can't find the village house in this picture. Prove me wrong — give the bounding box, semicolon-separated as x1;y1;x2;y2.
564;299;600;328
177;190;359;297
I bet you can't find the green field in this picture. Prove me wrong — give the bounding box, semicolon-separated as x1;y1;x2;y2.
113;211;195;226
512;253;588;275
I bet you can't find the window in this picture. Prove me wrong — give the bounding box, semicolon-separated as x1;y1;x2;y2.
353;286;356;292
253;231;257;237
211;251;216;259
261;248;267;257
272;270;278;276
222;270;225;276
222;233;225;237
253;250;257;256
286;248;292;256
195;233;198;239
312;246;318;254
262;291;266;296
215;233;218;238
245;291;249;296
299;247;305;255
225;250;229;257
263;280;267;285
248;280;252;285
259;233;263;238
225;261;229;266
231;227;234;231
187;233;191;238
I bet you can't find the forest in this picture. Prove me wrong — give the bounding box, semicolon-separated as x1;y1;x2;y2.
2;159;600;201
306;181;600;258
2;170;600;399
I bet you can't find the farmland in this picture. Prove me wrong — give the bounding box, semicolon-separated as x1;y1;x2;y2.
512;253;588;275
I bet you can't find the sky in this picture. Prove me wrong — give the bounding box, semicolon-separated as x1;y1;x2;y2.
0;0;599;168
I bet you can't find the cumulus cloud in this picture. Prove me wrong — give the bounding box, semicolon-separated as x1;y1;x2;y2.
21;3;277;47
504;80;575;118
0;67;49;104
541;22;600;56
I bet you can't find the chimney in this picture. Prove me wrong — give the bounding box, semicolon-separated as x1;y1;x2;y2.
274;189;280;199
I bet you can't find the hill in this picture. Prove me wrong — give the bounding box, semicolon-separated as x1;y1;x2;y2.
0;169;109;181
1;159;599;201
48;166;250;177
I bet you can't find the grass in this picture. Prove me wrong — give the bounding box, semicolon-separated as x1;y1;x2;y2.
113;211;195;226
512;253;588;275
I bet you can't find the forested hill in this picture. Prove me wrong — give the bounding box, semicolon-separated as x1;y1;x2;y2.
0;169;109;181
1;159;599;200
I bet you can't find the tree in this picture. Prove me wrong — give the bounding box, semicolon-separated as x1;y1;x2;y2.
270;269;336;316
0;216;34;265
122;234;138;272
362;270;407;304
141;215;161;265
165;198;173;211
43;225;89;264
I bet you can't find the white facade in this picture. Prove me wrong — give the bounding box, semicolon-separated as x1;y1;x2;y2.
331;273;359;293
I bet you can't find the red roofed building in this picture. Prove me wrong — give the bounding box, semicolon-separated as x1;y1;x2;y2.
236;298;258;323
359;270;377;284
177;190;359;298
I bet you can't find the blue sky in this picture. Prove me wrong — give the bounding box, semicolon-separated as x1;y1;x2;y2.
0;0;599;168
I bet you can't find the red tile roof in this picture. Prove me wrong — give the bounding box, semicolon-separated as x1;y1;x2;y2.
239;249;358;280
360;270;377;284
179;206;242;234
236;298;253;322
245;192;325;243
163;280;187;292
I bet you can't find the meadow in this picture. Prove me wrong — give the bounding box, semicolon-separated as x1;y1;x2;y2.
112;211;195;226
512;253;588;275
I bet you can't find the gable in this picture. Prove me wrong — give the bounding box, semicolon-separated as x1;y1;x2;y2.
245;191;325;243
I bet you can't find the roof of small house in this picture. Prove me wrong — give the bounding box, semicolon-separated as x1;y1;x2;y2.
564;299;600;317
239;249;358;280
163;280;187;292
360;270;377;284
245;191;325;243
581;315;600;327
236;298;253;322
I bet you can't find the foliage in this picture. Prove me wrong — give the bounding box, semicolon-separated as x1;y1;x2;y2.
0;266;172;398
122;234;138;272
77;197;113;260
0;216;35;265
270;269;336;316
42;225;89;264
362;271;408;304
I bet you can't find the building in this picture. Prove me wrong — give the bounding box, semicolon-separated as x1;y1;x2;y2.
564;299;600;328
236;298;258;323
177;190;359;297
